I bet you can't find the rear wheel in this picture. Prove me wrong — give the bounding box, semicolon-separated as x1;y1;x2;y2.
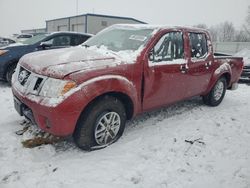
73;96;126;150
6;63;17;85
203;77;227;106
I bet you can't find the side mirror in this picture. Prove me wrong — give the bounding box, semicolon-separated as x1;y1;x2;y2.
39;41;52;49
149;49;155;62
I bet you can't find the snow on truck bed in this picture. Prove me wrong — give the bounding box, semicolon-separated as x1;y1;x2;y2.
0;81;250;188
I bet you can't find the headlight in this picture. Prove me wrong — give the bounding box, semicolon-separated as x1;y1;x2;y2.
0;50;8;56
39;77;77;98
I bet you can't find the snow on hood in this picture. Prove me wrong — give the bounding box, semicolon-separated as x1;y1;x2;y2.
0;42;26;50
234;49;250;66
19;46;135;79
6;42;26;47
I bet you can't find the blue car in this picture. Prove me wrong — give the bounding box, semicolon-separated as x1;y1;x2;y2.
0;32;92;84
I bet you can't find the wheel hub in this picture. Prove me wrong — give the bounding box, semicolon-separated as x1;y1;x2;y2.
214;81;224;101
94;112;121;145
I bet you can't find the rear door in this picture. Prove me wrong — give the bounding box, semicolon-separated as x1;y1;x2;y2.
184;31;214;97
143;30;190;111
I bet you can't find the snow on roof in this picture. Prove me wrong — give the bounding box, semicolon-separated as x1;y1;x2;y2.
113;24;209;32
50;31;93;36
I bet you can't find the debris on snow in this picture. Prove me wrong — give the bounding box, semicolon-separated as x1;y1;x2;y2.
22;134;63;148
185;138;205;145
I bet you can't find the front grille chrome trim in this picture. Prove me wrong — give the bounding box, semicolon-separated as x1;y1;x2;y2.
13;65;47;96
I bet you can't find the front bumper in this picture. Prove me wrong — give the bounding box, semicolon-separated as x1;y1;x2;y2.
11;64;88;136
12;87;83;136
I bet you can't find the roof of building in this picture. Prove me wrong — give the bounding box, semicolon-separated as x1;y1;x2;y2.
46;13;147;24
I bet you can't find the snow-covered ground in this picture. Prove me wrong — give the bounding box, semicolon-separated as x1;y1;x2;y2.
0;81;250;188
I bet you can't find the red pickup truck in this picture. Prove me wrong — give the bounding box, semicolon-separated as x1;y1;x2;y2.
12;24;243;150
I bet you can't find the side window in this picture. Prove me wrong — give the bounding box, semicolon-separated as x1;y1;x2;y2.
188;33;208;59
150;31;184;63
71;35;90;46
45;35;71;47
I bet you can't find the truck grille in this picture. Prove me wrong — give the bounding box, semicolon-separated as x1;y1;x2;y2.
14;65;46;95
18;67;31;85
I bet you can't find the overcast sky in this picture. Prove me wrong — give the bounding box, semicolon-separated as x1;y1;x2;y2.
0;0;249;36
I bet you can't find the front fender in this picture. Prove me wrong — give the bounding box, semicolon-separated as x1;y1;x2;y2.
74;75;139;116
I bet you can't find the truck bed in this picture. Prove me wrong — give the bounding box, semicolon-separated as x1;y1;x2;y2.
213;53;244;86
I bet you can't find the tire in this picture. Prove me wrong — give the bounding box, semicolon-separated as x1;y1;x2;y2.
202;77;227;106
73;96;126;150
6;63;17;85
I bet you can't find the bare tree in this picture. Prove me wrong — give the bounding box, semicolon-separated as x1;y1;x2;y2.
192;5;250;42
194;24;208;29
234;30;249;42
218;21;235;42
208;25;219;41
246;5;250;28
243;5;250;38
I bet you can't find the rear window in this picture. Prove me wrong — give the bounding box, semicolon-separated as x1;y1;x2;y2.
22;34;48;45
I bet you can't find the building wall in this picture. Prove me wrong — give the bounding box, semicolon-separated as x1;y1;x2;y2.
46;14;145;34
86;15;142;34
69;16;86;32
47;18;69;32
21;28;46;34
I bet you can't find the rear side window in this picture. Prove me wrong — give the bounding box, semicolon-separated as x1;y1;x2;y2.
71;35;90;46
188;33;208;59
45;35;71;47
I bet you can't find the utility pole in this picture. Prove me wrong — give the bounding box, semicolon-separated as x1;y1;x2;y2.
76;0;78;15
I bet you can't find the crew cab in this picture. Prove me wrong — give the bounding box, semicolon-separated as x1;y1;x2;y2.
0;32;92;84
12;24;243;150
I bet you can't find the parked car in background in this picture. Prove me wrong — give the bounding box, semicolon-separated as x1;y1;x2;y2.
16;33;33;43
235;49;250;82
0;32;92;84
12;24;243;150
0;37;16;47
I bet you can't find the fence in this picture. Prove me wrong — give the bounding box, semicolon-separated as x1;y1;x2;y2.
213;42;250;55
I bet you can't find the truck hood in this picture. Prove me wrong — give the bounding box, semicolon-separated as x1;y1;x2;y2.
20;46;124;79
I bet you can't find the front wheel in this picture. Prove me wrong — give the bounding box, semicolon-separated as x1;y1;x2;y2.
73;96;126;150
202;77;227;106
6;63;17;85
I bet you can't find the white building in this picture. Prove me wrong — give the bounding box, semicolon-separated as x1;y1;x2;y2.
46;13;146;34
21;28;46;34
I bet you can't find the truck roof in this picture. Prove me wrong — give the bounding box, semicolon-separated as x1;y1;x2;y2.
114;24;208;33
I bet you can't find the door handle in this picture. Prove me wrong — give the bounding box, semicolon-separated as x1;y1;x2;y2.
205;61;212;69
180;64;189;73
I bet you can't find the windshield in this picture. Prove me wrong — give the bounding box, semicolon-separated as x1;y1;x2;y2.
84;26;154;52
22;34;48;45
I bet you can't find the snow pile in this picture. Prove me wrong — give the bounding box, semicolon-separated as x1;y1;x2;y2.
0;81;250;188
235;49;250;66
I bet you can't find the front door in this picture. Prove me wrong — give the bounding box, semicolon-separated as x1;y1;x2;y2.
143;30;190;111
